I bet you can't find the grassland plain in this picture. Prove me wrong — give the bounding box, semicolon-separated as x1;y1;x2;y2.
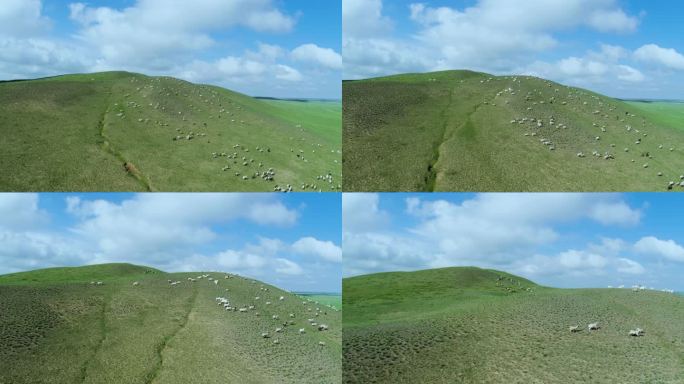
0;263;341;384
0;72;341;192
296;292;342;310
343;70;684;192
343;267;684;384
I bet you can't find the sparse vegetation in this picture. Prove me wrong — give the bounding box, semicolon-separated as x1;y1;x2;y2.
0;263;341;384
0;72;341;192
343;267;684;383
343;70;684;192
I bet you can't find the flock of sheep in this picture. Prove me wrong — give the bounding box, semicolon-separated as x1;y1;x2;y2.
568;322;645;337
210;274;332;347
473;76;684;190
112;76;341;192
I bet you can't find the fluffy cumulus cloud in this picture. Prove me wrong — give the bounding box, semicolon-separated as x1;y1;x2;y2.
633;44;684;71
343;193;652;286
0;1;340;98
340;0;684;97
634;236;684;262
0;194;340;291
343;0;641;79
291;44;343;70
292;237;342;263
0;0;51;36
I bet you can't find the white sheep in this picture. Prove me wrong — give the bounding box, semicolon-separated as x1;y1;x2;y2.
588;323;600;331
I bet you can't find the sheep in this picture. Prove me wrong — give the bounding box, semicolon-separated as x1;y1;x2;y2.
318;341;326;346
569;325;580;333
588;323;600;331
214;280;218;285
239;308;247;313
289;313;295;318
96;281;104;286
279;296;285;301
272;314;279;320
273;339;279;344
318;324;329;331
132;281;139;286
261;332;270;338
275;327;283;333
299;328;305;334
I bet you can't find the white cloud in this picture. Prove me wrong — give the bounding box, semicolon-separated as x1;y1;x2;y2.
66;194;297;260
586;8;639;33
343;0;642;86
634;44;684;71
291;44;342;70
0;0;51;37
0;193;47;229
67;0;295;69
343;0;392;38
634;236;684;262
344;193;644;279
342;193;389;232
292;237;342;262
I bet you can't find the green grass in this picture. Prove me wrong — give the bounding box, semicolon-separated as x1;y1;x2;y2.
343;267;684;384
625;101;684;132
0;72;341;192
296;293;342;310
344;70;684;192
0;263;341;384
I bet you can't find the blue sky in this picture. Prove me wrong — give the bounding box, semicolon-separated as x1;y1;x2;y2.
0;0;341;98
343;193;684;291
0;193;341;293
343;0;684;99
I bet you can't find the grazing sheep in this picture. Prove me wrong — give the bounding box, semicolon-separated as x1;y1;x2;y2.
569;325;580;333
318;324;329;331
279;296;285;301
275;327;283;333
273;339;279;345
132;281;139;286
261;332;270;338
588;323;600;331
299;328;305;334
318;341;326;346
272;315;279;320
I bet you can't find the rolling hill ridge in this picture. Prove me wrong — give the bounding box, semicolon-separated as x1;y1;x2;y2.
343;70;684;192
0;263;341;384
343;267;684;383
0;72;341;192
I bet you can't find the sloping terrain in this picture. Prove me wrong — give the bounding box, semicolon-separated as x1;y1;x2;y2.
0;72;341;192
343;267;684;384
0;264;341;384
343;70;684;192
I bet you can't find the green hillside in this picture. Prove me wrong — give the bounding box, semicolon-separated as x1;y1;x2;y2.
0;72;341;192
343;267;684;383
343;70;684;192
0;264;341;384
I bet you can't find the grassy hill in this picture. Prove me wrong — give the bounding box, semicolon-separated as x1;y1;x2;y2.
0;72;341;192
0;263;341;384
343;267;684;383
343;70;684;192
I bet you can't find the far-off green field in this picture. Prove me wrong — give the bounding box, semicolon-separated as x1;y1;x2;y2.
343;267;684;384
0;72;341;192
0;264;341;384
343;70;684;192
297;292;342;311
